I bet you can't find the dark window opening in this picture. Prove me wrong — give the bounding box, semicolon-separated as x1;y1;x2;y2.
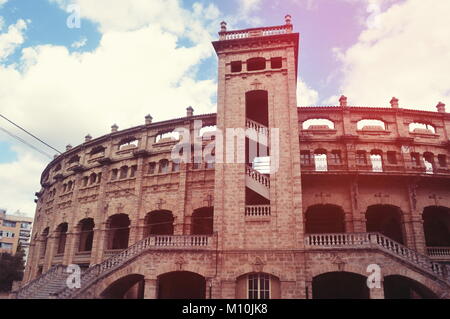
130;165;138;178
246;90;268;127
230;61;242;73
438;155;447;167
79;218;95;252
148;162;156;174
107;214;130;250
366;205;404;244
270;57;282;69
423;206;450;247
247;57;266;71
384;275;437;299
159;160;169;174
120;166;128;179
305;205;345;234
387;151;398;165
191;207;214;235
56;223;68;255
145;210;174;236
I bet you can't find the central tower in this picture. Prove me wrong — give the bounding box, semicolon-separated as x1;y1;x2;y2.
212;16;303;254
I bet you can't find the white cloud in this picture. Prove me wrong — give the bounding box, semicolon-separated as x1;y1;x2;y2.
71;36;87;48
332;0;450;109
0;19;27;61
297;80;319;106
0;1;221;215
0;146;47;217
238;0;262;15
0;0;8;7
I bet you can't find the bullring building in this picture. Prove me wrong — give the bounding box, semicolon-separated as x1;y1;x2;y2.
14;17;450;299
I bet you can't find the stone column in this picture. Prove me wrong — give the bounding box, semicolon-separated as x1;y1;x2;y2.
143;278;158;299
410;216;427;254
43;235;57;271
63;232;77;266
92;226;107;264
369;281;385;299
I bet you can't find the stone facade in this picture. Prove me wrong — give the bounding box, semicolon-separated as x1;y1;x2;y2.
18;18;450;299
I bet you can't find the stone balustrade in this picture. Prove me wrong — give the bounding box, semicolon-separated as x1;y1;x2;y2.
245;205;271;217
305;232;450;282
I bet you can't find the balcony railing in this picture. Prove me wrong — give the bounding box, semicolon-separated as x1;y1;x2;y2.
219;25;292;40
245;205;271;217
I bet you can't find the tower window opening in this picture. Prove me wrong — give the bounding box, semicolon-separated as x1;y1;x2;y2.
231;61;242;73
270;57;282;69
356;151;367;165
247;57;266;71
423;152;434;174
300;151;311;165
411;152;421;167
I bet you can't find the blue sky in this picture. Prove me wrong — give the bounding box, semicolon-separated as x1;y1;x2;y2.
1;0;449;215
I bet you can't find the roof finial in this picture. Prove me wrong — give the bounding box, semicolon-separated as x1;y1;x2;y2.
111;124;119;133
285;14;292;25
145;114;153;125
390;97;399;108
220;21;227;32
186;106;194;117
85;134;92;143
436;102;446;113
339;95;348;107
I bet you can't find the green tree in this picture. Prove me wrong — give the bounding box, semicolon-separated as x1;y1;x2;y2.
0;244;25;292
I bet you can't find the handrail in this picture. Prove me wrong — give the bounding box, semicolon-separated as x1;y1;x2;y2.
220;25;292;40
245;118;269;136
14;264;65;299
305;232;450;282
246;165;270;188
53;235;213;299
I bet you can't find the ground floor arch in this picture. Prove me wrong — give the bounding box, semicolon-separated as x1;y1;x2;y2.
100;274;145;299
157;271;206;299
312;272;370;299
384;275;438;299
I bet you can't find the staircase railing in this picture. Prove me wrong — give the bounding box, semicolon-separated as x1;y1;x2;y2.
246;165;270;188
305;232;450;282
245;118;269;136
14;264;65;299
53;234;213;299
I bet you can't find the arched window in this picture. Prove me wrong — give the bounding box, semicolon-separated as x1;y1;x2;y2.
357;119;386;131
423;152;434;174
55;223;68;255
82;176;88;187
120;166;128;179
41;227;49;258
156;131;180;143
107;214;130;250
305;204;345;234
302;119;335;130
159;160;169;174
145;211;174;236
246;57;266;71
314;149;328;172
423;206;450;247
191;207;214;235
409;122;436;134
78;218;95;252
236;273;280;299
370;150;383;172
90;173;97;184
111;169;118;180
118;138;138;150
366;205;404;244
